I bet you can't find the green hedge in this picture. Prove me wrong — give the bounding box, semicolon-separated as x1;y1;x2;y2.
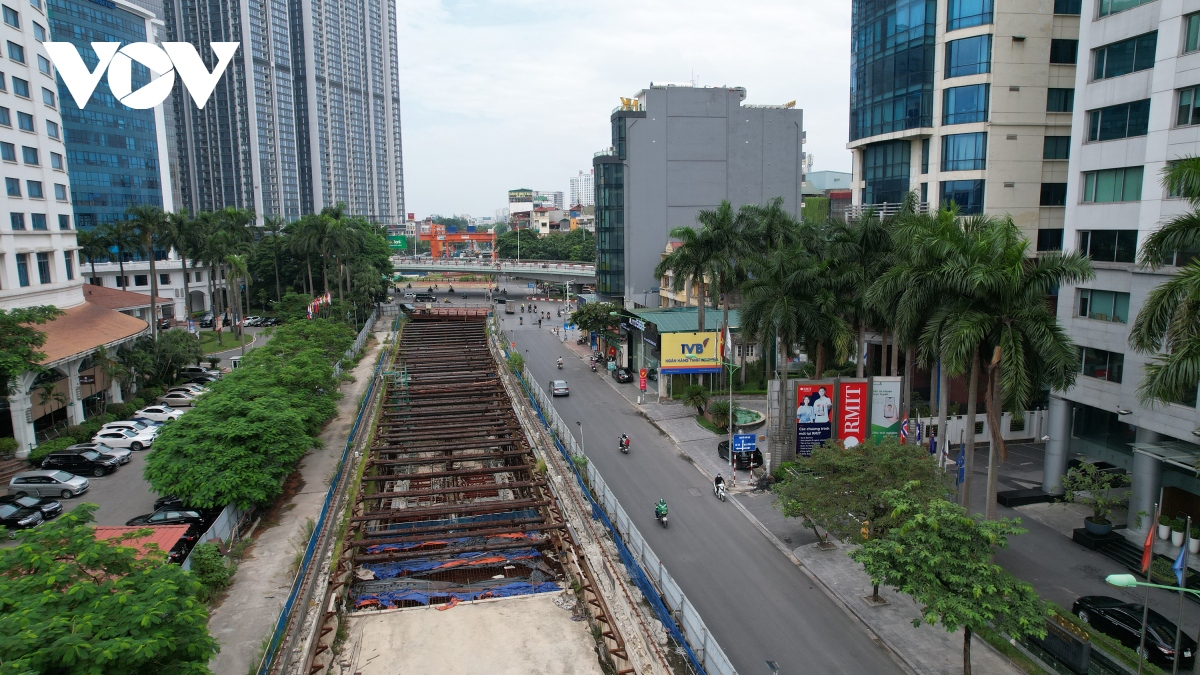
28;437;74;466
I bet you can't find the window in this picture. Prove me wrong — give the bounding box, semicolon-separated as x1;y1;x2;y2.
941;132;987;171
920;182;929;202
1093;33;1157;80
1087;100;1151;142
32;21;42;41
134;274;148;287
159;273;171;285
1188;14;1200;54
1040;183;1067;206
53;183;64;200
1037;228;1064;251
2;5;17;26
5;176;18;196
6;41;23;64
0;142;13;162
8;212;22;229
945;34;992;78
49;151;60;169
947;0;992;31
940;179;985;214
35;251;49;283
15;252;27;286
26;180;40;198
193;271;203;282
115;275;127;287
1047;88;1074;113
1078;289;1130;323
0;107;10;126
28;0;37;9
12;77;27;97
1050;39;1078;64
1080;347;1124;383
921;138;930;174
1043;136;1070;159
862;140;911;205
29;212;43;229
57;213;68;229
1054;0;1081;13
1099;0;1155;17
943;84;989;124
1177;86;1200;126
1078;230;1138;262
20;146;35;165
63;251;73;280
36;54;48;75
16;112;32;131
44;119;56;138
40;87;52;107
1083;167;1143;203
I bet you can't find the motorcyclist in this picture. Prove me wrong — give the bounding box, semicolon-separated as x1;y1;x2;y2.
619;433;629;449
557;357;563;368
655;499;668;520
519;316;523;325
715;474;725;493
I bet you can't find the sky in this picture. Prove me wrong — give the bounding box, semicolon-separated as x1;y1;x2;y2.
398;0;853;219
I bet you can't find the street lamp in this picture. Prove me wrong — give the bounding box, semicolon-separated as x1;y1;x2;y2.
1107;563;1199;675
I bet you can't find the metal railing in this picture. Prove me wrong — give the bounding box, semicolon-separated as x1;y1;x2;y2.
332;311;377;379
844;202;930;220
181;503;247;571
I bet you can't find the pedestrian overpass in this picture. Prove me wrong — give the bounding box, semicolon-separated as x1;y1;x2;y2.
392;257;595;284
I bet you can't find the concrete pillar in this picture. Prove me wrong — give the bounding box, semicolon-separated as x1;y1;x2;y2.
1042;395;1074;495
8;391;35;459
1129;430;1164;537
64;359;84;425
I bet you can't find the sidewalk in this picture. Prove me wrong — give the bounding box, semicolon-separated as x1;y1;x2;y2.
207;330;388;675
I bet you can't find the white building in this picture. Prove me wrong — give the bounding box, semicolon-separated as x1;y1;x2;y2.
534;190;563;209
82;257;227;320
570;169;595;207
1043;0;1200;538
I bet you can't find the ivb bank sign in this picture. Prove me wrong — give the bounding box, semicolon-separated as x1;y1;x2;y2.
44;41;240;110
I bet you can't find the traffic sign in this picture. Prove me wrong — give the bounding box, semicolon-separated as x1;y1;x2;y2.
527;283;535;288
732;433;756;452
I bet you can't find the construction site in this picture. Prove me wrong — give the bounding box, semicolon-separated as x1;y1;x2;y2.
283;311;676;675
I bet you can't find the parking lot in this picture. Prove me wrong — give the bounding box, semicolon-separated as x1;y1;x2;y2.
73;448;161;526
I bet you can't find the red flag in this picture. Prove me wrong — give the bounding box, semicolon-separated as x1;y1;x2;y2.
1142;506;1160;573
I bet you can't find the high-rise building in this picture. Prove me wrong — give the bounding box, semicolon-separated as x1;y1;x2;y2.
593;84;804;308
848;0;1080;244
1042;0;1200;536
164;0;405;225
570;169;594;207
47;0;173;231
535;190;563;209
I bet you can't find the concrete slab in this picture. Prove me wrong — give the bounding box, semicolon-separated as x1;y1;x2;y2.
342;593;605;675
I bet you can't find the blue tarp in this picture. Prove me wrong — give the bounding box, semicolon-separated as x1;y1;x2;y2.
355;581;561;608
364;547;543;579
365;531;541;554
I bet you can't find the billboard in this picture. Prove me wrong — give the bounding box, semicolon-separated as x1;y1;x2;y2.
870;377;903;442
795;382;834;457
659;332;721;374
387;235;407;250
838;380;868;447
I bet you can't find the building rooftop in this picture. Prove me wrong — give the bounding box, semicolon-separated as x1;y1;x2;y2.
36;301;148;365
82;284;172;312
631;307;741;333
93;524;190;559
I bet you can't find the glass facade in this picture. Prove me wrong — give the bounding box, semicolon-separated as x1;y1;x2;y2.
1087;99;1150;141
939;179;984;214
594;159;624;296
941;132;987;171
945;34;991;78
947;0;992;31
849;0;936;141
1092;33;1156;80
943;84;989;125
862;140;910;204
47;0;162;233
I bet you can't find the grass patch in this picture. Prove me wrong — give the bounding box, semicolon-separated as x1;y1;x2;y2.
1050;604;1167;675
694;415;724;435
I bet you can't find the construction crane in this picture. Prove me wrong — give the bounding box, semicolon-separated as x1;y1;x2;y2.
418;222;498;260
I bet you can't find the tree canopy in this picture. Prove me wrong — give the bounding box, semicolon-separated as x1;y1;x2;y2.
569;302;622;343
495;228;594;262
0;306;64;395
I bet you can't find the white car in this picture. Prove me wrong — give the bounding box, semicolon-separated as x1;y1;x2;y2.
100;420;158;437
180;366;220;379
403;292;415;298
166;384;207;396
157;391;198;408
92;428;155;451
132;405;182;422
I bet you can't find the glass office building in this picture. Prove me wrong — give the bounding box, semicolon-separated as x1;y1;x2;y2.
849;0;936;142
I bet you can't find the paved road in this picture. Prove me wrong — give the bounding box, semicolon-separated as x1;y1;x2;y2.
499;292;903;675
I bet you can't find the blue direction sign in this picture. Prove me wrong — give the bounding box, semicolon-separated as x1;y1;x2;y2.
527;283;535;288
732;433;757;453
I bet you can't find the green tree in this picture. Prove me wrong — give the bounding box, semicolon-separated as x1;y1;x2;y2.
127;205;172;338
681;384;710;414
100;219;139;289
0;306;64;395
0;504;218;674
655;220;716;334
569;302;622;344
1129;157;1200;406
263;214;286;303
827;207;895;378
161;211;199;316
75;228;108;285
849;489;1047;675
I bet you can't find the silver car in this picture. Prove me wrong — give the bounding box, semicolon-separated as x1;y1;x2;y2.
8;470;90;499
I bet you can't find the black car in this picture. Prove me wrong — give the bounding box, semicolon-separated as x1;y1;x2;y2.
186;374;220;385
0;494;63;520
1073;595;1197;667
611;367;633;383
198;314;214;328
41;449;120;477
717;439;765;469
0;501;44;534
153;495;186;511
126;509;205;527
158;318;171;330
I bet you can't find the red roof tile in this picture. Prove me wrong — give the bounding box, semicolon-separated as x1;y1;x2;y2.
82;284;173;311
93;525;190;558
36;302;148;365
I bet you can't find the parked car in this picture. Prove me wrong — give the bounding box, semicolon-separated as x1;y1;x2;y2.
166;384;207;396
198;313;214;328
41;448;120;477
611;367;633;383
125;509;205;527
717;439;765;469
185;375;220;386
157;391;198;408
646;367;659;382
132;405;183;422
243;316;262;326
0;494;62;520
8;470;90;499
1073;596;1196;667
261;317;281;327
550;380;570;397
92;428;156;451
65;441;132;465
0;501;43;534
180;366;220;379
153;495;186;511
99;420;158;438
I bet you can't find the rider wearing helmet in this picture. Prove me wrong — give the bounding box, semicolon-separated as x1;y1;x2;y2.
655;498;668;519
715;474;725;489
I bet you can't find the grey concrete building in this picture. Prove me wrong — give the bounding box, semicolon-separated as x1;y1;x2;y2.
593;84;805;308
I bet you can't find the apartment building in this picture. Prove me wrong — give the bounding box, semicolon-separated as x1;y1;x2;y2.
848;0;1081;247
570;169;595;207
1043;0;1200;536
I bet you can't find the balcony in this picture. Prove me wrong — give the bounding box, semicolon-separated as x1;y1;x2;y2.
594;147;617;158
845;202;930;221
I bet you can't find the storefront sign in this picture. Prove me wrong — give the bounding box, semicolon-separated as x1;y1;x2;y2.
79;375;96;385
838;380;868;447
630;318;646;331
870;377;903;442
659;332;721;374
639;368;647;391
795;382;834;457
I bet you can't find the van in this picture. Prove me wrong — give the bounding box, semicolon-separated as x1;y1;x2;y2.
414;293;436;303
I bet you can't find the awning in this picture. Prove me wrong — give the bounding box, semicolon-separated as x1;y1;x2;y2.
1131;440;1200;473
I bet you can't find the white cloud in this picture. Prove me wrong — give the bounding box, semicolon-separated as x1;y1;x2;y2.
399;0;851;216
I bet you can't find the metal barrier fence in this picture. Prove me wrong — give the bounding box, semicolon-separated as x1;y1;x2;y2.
332;311;377;380
510;346;737;675
181;503;246;571
255;329;389;675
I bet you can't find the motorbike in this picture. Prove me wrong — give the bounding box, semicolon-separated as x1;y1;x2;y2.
714;481;726;501
578;337;587;346
557;361;563;370
656;511;668;528
519;317;523;325
590;362;597;373
619;438;630;454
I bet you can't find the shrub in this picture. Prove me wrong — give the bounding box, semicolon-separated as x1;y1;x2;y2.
0;437;18;457
707;400;731;427
106;403;131;420
188;543;231;603
682;385;709;414
28;437;74;466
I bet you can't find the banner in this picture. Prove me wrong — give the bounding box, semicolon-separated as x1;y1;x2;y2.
795;382;834;457
870;377;903;442
837;380;868;447
659;332;721;374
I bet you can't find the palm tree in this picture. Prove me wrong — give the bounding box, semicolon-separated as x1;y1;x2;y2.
76;228;108;285
263;215;285;304
740;197;803;381
1129;157;1200;406
827;208;895;378
225;254;252;355
101;220;138;289
160;211;197;318
126;205;171;339
655;224;715;333
286;215;323;295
